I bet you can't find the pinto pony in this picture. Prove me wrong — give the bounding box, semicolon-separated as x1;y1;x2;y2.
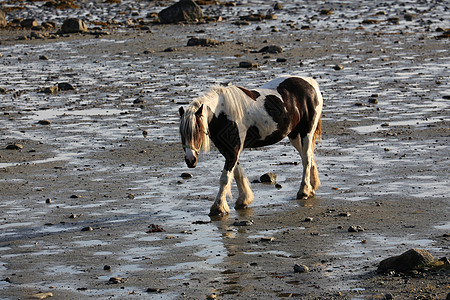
179;76;323;216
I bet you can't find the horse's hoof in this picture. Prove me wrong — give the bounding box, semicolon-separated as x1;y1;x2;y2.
297;192;313;200
234;203;248;210
209;208;230;218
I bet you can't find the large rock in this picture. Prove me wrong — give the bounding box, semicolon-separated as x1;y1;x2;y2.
61;18;87;33
377;249;435;272
21;19;38;28
0;10;7;27
158;0;203;24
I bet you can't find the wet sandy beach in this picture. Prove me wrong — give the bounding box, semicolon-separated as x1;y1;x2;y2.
1;1;449;299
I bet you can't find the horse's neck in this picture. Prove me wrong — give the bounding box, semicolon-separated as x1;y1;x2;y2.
196;91;220;123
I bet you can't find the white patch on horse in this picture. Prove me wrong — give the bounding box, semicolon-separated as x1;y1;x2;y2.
241;89;282;141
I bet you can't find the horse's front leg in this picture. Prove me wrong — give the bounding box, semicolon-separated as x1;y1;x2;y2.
234;162;254;209
209;168;233;217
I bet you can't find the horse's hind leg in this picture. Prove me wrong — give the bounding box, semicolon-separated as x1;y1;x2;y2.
289;133;315;199
310;154;320;190
234;162;254;209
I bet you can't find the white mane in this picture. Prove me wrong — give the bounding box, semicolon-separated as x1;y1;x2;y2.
195;85;250;121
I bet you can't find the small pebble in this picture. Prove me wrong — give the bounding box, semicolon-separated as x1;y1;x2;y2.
58;82;75;91
233;220;254;226
38;120;52;125
338;212;351;217
239;61;258;69
348;225;365;232
294;264;309;273
108;277;123;284
6;143;23;150
146;288;163;293
260;172;277;184
181;172;193;179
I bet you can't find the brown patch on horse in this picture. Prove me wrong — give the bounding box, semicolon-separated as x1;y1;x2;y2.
238;86;260;101
277;77;321;140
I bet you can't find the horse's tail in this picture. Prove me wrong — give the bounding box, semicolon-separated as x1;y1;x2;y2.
312;117;322;152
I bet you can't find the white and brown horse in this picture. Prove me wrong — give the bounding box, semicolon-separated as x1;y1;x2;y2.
179;76;323;216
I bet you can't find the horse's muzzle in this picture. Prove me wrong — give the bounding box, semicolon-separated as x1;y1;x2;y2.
185;157;197;168
185;148;197;168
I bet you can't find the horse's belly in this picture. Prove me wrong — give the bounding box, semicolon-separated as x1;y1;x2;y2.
243;125;287;148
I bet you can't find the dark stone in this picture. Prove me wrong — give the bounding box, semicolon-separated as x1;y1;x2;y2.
348;225;364;232
147;224;165;233
58;82;75;91
43;86;58;94
6;143;23;150
404;13;417;21
260;172;277;184
273;3;282;10
61;18;87;34
146;288;164;293
240;14;264;22
21;19;38;28
232;220;254;226
158;0;203;24
384;294;394;300
181;172;193;179
38;120;52;125
187;37;220;46
108;277;123;284
388;17;400;24
293;264;309;273
320;9;334;15
163;47;177;52
259;45;283;53
239;61;258;69
377;249;435;272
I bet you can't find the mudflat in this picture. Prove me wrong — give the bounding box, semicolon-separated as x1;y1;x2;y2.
0;1;449;299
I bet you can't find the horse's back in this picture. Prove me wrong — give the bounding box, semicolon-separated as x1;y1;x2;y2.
259;76;319;92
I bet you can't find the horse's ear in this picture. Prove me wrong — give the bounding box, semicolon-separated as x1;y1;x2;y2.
179;107;185;117
195;104;204;117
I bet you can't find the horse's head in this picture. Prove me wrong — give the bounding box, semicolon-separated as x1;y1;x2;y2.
179;104;210;168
